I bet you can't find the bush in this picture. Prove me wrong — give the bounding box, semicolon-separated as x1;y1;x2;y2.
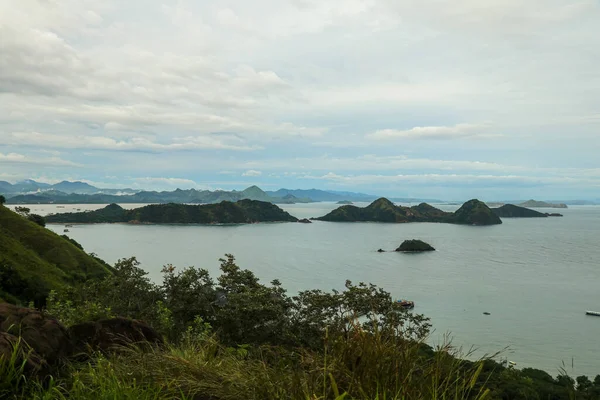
27;214;46;227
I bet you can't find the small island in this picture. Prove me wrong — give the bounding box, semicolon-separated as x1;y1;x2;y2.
46;200;299;224
518;200;568;209
315;198;502;226
336;200;354;205
396;240;435;252
492;204;549;218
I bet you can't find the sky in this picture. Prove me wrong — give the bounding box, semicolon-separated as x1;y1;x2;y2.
1;0;599;200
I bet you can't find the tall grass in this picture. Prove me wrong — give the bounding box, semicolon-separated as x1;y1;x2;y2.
3;330;490;400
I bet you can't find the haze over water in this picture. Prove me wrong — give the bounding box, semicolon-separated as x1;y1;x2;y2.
39;202;600;378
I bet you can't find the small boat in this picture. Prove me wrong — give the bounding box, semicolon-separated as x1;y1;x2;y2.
64;229;70;233
585;311;600;317
397;300;415;310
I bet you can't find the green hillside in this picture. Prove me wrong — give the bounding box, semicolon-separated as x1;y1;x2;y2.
0;205;112;305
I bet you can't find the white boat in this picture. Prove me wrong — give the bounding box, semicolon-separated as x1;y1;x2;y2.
585;310;600;317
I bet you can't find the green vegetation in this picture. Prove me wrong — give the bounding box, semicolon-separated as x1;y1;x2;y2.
317;198;502;226
396;239;436;252
492;204;548;218
45;200;299;224
2;255;599;399
0;205;111;305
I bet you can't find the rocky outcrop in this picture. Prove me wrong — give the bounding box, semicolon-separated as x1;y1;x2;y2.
395;240;435;252
0;303;70;366
0;331;46;374
0;305;163;370
68;318;163;355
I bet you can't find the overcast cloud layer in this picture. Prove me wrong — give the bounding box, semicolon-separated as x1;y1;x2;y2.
1;0;599;200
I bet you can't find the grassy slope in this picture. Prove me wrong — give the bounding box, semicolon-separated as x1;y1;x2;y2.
0;206;111;304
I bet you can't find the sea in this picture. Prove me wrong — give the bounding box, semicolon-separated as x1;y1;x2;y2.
28;202;600;378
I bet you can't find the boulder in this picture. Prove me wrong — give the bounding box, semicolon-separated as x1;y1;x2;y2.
68;317;163;355
395;239;435;253
0;303;71;365
0;331;46;374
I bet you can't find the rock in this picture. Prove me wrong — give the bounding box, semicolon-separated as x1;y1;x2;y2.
545;213;563;217
0;331;46;374
0;303;71;365
395;239;435;252
483;312;491;315
68;317;163;355
377;249;386;253
298;218;312;223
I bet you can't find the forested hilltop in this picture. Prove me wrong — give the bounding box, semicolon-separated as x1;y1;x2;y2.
45;200;299;224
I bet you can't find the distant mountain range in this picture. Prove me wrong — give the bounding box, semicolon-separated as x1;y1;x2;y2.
0;180;386;205
1;179;596;206
0;180;137;196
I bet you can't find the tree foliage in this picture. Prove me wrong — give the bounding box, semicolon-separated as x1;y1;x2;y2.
44;255;599;399
48;254;431;349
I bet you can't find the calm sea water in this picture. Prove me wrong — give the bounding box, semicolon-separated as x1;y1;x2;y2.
34;202;600;377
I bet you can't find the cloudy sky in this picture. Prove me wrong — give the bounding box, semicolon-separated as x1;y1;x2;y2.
1;0;599;200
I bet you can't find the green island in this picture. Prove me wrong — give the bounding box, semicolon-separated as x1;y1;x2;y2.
316;198;503;226
45;200;299;224
492;204;549;218
518;200;568;209
492;204;564;218
1;202;599;400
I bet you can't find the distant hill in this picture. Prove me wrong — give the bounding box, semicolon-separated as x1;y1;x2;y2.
46;200;299;224
315;198;501;226
239;185;274;202
518;200;568;209
50;181;99;194
0;204;112;305
266;188;376;202
492;204;549;218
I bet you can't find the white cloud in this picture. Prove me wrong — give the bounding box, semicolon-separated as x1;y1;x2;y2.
242;170;262;177
0;152;80;167
302;172;600;188
131;177;202;189
367;124;497;140
1;132;259;152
